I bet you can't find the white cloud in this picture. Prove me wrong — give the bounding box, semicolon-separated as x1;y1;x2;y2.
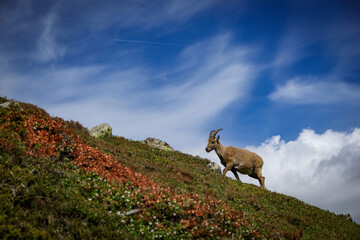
269;78;360;104
246;128;360;223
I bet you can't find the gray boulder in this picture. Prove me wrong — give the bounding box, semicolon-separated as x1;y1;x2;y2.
141;137;174;151
90;123;112;138
207;162;221;173
0;101;20;109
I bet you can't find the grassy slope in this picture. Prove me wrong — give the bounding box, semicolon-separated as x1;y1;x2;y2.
0;97;359;239
89;132;360;239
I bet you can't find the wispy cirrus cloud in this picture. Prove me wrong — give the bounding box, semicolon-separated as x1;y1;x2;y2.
0;1;65;63
0;0;221;65
36;9;66;62
272;29;313;72
269;16;360;106
1;34;256;150
270;5;360;106
268;78;360;104
50;34;255;149
57;0;221;33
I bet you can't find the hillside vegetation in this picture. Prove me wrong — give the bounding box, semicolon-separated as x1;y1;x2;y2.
1;97;359;239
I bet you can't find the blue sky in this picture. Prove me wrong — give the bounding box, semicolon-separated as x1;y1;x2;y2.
1;0;360;223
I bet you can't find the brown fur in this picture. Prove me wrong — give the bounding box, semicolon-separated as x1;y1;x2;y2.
206;129;265;188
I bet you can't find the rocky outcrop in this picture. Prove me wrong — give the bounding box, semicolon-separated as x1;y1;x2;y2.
90;123;112;138
0;101;21;109
207;162;221;173
141;138;174;151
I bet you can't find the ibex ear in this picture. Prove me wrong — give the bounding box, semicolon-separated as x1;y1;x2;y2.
217;135;220;142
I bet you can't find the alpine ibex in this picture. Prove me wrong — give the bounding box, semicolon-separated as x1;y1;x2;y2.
206;129;265;188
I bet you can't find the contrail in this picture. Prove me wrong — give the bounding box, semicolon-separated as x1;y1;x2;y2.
113;39;182;47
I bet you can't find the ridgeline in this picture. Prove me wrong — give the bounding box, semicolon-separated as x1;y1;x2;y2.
1;97;359;239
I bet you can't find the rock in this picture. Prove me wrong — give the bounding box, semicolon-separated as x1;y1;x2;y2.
116;209;141;217
207;162;221;173
345;214;353;222
90;123;112;138
0;101;20;109
141;137;174;151
125;209;141;216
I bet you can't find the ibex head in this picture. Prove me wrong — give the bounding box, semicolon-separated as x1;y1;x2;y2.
205;129;223;152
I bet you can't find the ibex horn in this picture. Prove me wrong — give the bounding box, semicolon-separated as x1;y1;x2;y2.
210;128;223;138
